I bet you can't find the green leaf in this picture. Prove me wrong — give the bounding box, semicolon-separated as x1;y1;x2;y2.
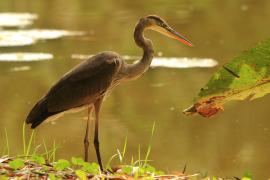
242;172;253;180
48;173;56;180
8;159;25;170
75;170;87;180
142;177;155;180
42;165;49;171
137;167;146;176
0;175;8;180
81;162;100;175
144;165;155;173
183;39;270;117
31;155;45;165
71;157;84;166
155;170;165;175
242;177;252;180
53;159;70;171
122;165;133;175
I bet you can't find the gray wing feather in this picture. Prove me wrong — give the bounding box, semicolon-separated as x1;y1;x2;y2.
46;52;121;112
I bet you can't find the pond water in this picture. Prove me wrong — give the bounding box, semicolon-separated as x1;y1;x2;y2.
1;0;270;179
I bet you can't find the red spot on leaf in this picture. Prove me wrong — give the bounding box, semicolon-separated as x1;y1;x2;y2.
186;96;225;117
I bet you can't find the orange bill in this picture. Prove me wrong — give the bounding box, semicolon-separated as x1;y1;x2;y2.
149;25;193;47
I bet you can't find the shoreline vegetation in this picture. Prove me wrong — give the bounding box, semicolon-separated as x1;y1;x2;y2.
0;155;252;180
0;155;200;179
0;124;252;180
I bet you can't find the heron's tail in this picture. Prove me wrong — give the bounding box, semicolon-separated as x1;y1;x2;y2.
26;98;54;129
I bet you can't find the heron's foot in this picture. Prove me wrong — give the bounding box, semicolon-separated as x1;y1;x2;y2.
102;168;113;175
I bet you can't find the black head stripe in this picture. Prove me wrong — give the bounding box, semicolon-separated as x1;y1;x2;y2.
146;15;164;24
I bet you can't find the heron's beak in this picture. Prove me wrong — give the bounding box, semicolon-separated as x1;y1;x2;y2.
149;25;193;47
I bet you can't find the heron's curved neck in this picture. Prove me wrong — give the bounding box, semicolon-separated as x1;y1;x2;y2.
124;19;154;80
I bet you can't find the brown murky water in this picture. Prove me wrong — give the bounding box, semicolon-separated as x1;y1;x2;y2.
1;0;270;179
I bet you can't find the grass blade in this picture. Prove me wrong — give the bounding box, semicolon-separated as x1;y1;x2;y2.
143;122;156;166
22;123;26;155
122;136;128;160
49;140;57;162
33;144;42;155
52;140;56;162
151;121;155;140
116;149;122;163
4;128;10;155
105;153;118;170
144;146;151;167
26;129;35;156
42;138;49;160
138;144;141;167
130;155;134;166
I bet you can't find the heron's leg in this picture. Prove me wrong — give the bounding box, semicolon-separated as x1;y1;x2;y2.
94;97;104;171
84;106;93;162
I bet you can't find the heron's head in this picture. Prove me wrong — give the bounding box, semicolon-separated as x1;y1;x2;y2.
144;15;193;47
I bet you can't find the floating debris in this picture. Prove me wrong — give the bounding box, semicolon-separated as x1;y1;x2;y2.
0;53;53;62
0;12;38;27
71;54;218;68
0;29;85;47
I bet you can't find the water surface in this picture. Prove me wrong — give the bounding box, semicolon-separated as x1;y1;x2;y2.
0;0;270;179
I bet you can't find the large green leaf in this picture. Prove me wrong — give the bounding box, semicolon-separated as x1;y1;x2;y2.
183;39;270;117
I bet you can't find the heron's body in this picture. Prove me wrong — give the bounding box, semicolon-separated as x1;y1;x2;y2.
27;52;122;128
26;15;192;170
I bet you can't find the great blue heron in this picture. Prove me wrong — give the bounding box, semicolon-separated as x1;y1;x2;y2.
26;15;193;171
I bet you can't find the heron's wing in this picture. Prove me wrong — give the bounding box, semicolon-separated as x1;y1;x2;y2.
46;52;121;112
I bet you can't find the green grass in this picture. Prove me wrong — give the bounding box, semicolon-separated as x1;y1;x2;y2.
105;122;155;169
0;123;256;180
2;123;58;161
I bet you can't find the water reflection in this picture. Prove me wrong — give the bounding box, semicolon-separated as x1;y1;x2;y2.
5;29;85;40
0;13;37;27
0;53;53;62
0;34;36;47
150;57;217;68
9;66;31;72
0;30;85;47
72;54;218;68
